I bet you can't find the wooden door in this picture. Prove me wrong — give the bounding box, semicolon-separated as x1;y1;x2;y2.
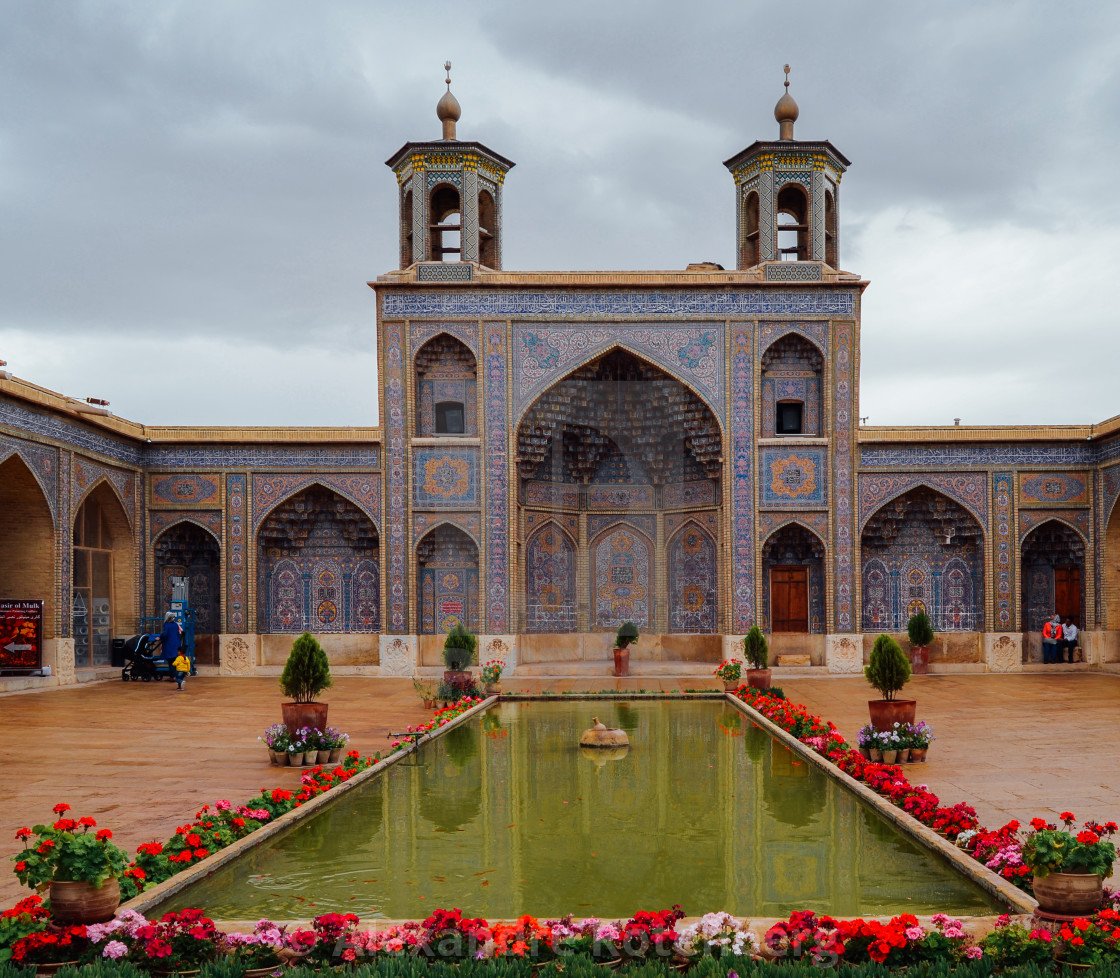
1054;566;1082;624
771;566;809;632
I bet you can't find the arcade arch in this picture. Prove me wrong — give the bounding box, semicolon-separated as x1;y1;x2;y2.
1020;519;1085;632
416;523;479;634
0;455;55;643
153;521;221;643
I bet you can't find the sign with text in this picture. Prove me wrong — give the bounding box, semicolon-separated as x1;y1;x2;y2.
0;600;43;670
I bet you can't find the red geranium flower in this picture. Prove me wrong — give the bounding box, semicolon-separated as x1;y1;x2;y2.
52;802;71;814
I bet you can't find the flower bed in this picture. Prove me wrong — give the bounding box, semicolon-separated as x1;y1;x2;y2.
3;905;1120;972
731;687;1118;896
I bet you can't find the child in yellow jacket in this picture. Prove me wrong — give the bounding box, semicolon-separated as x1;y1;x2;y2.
171;653;191;691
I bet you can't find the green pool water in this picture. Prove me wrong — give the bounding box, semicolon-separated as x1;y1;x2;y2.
166;700;1003;919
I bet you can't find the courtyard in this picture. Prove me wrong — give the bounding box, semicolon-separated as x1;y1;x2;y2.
3;671;1118;912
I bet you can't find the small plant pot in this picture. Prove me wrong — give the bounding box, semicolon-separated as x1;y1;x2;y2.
859;746;871;760
422;698;438;709
484;682;500;696
48;878;120;925
722;680;741;692
316;749;332;764
880;749;899;764
35;961;82;976
613;647;630;677
897;748;911;763
909;746;928;762
281;701;328;735
746;668;772;690
328;747;342;763
302;752;318;766
287;751;305;766
869;748;883;762
268;750;286;765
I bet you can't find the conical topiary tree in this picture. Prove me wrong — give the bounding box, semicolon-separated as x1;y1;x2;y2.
443;622;477;671
615;621;639;650
743;625;769;670
864;633;911;701
280;632;332;704
907;610;935;648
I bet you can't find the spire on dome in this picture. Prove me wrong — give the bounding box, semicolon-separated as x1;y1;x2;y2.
774;64;799;140
436;60;461;140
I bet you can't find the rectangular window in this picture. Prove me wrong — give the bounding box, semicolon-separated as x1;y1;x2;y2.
435;401;465;435
776;401;803;435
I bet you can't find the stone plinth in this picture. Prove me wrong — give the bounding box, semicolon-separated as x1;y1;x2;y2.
826;634;863;674
984;633;1023;673
379;635;418;676
219;634;256;676
480;635;517;673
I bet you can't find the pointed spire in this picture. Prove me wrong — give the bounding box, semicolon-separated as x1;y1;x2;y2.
774;63;799;140
436;60;461;140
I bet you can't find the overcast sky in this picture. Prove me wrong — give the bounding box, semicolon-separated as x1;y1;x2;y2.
2;1;1118;427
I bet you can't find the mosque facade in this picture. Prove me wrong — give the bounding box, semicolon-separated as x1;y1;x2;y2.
2;73;1119;684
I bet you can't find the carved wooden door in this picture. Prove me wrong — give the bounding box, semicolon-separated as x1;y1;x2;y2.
771;566;809;632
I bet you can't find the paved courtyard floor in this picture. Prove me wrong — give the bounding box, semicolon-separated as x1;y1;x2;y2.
2;672;1118;908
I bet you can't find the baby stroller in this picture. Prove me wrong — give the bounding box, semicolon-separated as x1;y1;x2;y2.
120;634;172;682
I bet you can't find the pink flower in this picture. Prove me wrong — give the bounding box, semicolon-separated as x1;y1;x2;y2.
215;799;232;811
103;941;128;960
905;926;924;940
965;945;983;959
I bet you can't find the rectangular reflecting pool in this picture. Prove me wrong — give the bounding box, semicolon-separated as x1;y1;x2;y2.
165;700;1003;919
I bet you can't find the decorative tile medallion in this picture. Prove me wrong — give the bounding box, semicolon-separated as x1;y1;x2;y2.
413;447;479;509
1019;472;1090;507
761;447;828;507
150;472;221;508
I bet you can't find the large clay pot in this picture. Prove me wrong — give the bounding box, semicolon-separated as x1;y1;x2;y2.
868;698;916;731
909;645;929;675
1032;872;1105;915
443;669;474;694
613;647;630;677
746;668;772;690
49;878;120;924
281;701;328;735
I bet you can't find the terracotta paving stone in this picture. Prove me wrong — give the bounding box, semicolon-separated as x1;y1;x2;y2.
3;672;1118;909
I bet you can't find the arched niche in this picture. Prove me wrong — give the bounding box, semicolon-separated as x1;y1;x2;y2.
72;482;136;665
590;522;654;630
0;455;55;642
257;485;380;633
776;183;809;260
414;334;477;436
1021;519;1085;633
524;520;577;633
761;333;823;437
860;486;984;632
762;523;826;634
153;522;221;636
428;183;461;261
416;523;479;635
667;521;718;633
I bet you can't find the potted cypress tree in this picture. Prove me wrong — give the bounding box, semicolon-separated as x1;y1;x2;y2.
906;610;934;675
864;632;915;730
613;621;639;677
443;622;477;695
744;625;772;689
279;632;332;733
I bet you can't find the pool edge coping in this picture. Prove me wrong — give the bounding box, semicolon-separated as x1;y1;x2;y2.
725;693;1037;916
118;695;498;917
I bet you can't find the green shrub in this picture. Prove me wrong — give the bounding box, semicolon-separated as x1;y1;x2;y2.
279;632;332;703
766;686;786;700
443;623;477;671
743;625;769;669
907;610;935;647
615;621;639;649
864;633;911;701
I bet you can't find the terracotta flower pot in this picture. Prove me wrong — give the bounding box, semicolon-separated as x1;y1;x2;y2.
1032;872;1105;915
316;749;331;764
746;668;772;690
443;669;474;693
722;679;740;692
910;747;928;762
281;701;328;735
909;645;929;675
328;747;342;763
48;878;120;924
613;647;630;677
868;698;916;731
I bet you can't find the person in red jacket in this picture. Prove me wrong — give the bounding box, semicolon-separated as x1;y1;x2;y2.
1041;615;1062;664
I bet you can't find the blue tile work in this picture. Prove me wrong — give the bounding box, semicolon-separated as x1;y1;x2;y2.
1;398;142;466
410;321;479;357
226;474;247;632
383;288;858;319
588;514;656;542
252;473;381;532
0;433;60;522
764;263;823;282
1018;508;1091;546
760;447;828;508
667;520;718;633
72;457;137;527
832;323;856;630
149;510;222;545
1019;472;1090;507
993;473;1014;630
59;452;71;638
145;446;380;468
382;322;407;632
861;444;1095;468
483;322;510;632
512;323;726;423
731;325;756;630
858;473;990;531
591;522;654;629
525;520;577;633
412;447;480;509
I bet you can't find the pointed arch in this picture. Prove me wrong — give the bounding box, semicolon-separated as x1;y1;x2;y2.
152;517;221;548
256;484;380;633
524;519;577;633
762;521;826;633
1020;518;1086;634
1019;514;1089;548
667;519;718;633
252;477;380;535
414;332;477;437
589;521;654;630
0;441;57;525
759;328;827;364
152;519;221;635
74;475;133;528
416;522;479;634
858;478;987;537
761;518;828;552
0;454;56;641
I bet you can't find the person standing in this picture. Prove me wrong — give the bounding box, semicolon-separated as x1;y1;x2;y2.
1041;615;1057;664
159;611;182;670
1061;618;1079;663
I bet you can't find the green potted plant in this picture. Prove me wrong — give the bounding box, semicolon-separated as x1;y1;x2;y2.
743;626;771;689
713;658;743;692
412;676;438;709
11;805;128;924
1024;813;1118;915
279;632;332;733
864;633;915;730
613;621;639;677
906;610;935;675
480;658;505;695
443;623;477;694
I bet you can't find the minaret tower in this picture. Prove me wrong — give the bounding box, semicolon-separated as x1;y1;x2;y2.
723;66;850;269
385;63;515;270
